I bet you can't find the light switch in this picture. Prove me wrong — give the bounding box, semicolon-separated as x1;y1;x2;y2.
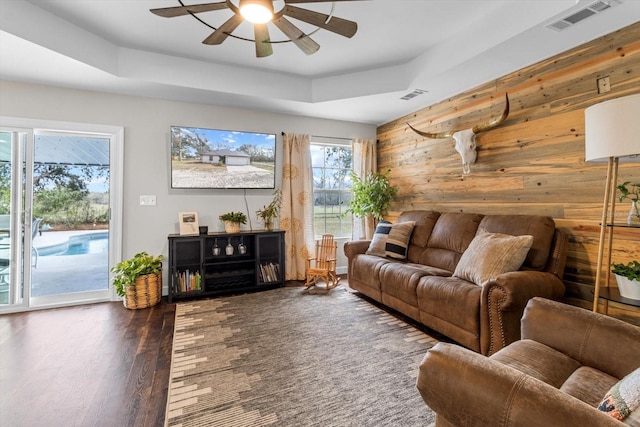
140;195;156;206
597;76;611;94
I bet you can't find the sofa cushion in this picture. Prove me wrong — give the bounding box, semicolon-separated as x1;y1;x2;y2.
418;212;483;272
491;339;582;389
452;231;534;285
599;367;640;424
402;262;452;277
379;263;437;309
561;366;618;408
350;254;391;292
397;210;440;263
366;220;416;260
478;215;556;271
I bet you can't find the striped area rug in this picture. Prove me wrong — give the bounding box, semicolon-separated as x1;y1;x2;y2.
165;286;438;426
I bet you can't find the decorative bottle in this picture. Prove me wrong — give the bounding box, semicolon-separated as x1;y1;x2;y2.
226;237;234;255
238;236;246;254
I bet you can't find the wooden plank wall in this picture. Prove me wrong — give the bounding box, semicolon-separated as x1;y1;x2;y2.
377;22;640;318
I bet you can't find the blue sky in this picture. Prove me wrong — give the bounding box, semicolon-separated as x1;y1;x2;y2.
176;127;276;151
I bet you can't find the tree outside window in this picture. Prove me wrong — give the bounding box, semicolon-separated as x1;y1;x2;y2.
310;143;352;238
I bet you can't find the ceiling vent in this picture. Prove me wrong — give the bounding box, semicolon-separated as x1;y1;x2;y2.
400;89;427;101
546;0;622;31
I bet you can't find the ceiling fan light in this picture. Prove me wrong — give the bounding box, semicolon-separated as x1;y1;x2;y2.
240;0;274;24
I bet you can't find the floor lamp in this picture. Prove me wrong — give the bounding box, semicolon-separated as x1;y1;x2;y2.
585;93;640;313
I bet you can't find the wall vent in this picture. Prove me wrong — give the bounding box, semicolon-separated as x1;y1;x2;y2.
400;89;427;101
546;0;622;32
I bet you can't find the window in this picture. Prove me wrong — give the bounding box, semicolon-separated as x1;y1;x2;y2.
310;141;352;238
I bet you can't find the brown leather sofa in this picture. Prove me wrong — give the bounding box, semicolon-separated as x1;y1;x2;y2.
344;210;568;355
417;297;640;427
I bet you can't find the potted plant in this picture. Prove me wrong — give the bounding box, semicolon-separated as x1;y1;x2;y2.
617;181;640;225
111;252;163;309
219;211;247;233
612;260;640;300
346;169;398;222
256;189;282;230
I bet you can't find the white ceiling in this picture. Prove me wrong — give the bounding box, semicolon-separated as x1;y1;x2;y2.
1;0;639;125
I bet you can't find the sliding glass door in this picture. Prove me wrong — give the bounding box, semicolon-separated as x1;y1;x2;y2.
0;129;28;306
0;119;123;312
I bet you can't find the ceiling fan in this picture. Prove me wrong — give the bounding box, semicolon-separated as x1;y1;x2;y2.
150;0;361;58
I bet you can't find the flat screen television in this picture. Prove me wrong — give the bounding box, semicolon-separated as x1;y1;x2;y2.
170;126;276;189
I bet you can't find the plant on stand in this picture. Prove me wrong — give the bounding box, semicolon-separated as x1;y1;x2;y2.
612;260;640;300
256;189;282;231
111;252;163;309
219;211;247;233
346;169;398;235
617;181;640;225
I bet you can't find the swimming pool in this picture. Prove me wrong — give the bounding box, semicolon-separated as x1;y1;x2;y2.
40;232;109;256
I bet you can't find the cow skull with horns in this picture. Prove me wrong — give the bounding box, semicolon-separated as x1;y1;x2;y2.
407;94;510;175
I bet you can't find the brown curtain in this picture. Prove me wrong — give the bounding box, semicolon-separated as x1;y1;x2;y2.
351;138;377;240
281;133;314;280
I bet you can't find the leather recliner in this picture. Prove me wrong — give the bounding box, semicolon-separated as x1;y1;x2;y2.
417;297;640;427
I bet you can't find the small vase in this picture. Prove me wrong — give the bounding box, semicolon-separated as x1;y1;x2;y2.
212;238;220;256
628;201;640;226
238;236;246;254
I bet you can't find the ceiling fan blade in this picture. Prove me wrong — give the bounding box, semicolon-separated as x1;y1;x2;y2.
150;2;229;18
285;0;363;3
284;5;357;38
203;14;243;45
273;16;320;55
254;24;273;58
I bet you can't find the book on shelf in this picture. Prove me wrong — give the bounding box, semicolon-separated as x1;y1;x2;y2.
259;262;280;283
178;269;201;292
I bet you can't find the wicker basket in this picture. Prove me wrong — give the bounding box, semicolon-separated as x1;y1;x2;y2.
224;221;241;233
123;273;162;309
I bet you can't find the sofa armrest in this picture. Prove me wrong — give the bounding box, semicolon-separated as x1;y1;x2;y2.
344;240;372;279
417;342;622;427
545;229;569;278
343;240;371;258
522;297;640;379
480;271;565;355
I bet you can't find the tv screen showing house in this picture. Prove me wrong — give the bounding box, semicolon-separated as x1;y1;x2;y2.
170;126;276;189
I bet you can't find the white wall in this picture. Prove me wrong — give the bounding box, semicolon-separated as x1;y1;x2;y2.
0;80;375;288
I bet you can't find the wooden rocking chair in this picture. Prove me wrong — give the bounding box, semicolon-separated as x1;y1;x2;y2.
305;234;340;289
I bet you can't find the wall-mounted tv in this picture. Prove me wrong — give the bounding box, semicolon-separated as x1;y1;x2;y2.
170;126;276;189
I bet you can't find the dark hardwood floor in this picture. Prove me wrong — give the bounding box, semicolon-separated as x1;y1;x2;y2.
0;300;175;427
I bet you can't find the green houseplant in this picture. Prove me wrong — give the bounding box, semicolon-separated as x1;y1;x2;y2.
111;252;163;309
256;189;282;230
611;260;640;300
219;211;247;233
617;181;640;225
346;169;398;221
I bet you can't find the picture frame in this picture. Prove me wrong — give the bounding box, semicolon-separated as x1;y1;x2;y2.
179;211;199;236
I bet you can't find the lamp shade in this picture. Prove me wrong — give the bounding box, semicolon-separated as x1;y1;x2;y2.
584;93;640;163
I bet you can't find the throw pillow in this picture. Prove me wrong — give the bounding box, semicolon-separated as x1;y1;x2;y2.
453;230;534;285
366;221;416;260
366;221;392;257
384;221;416;260
598;367;640;425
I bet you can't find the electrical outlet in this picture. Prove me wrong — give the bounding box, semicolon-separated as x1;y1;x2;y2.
597;76;611;94
140;195;156;206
